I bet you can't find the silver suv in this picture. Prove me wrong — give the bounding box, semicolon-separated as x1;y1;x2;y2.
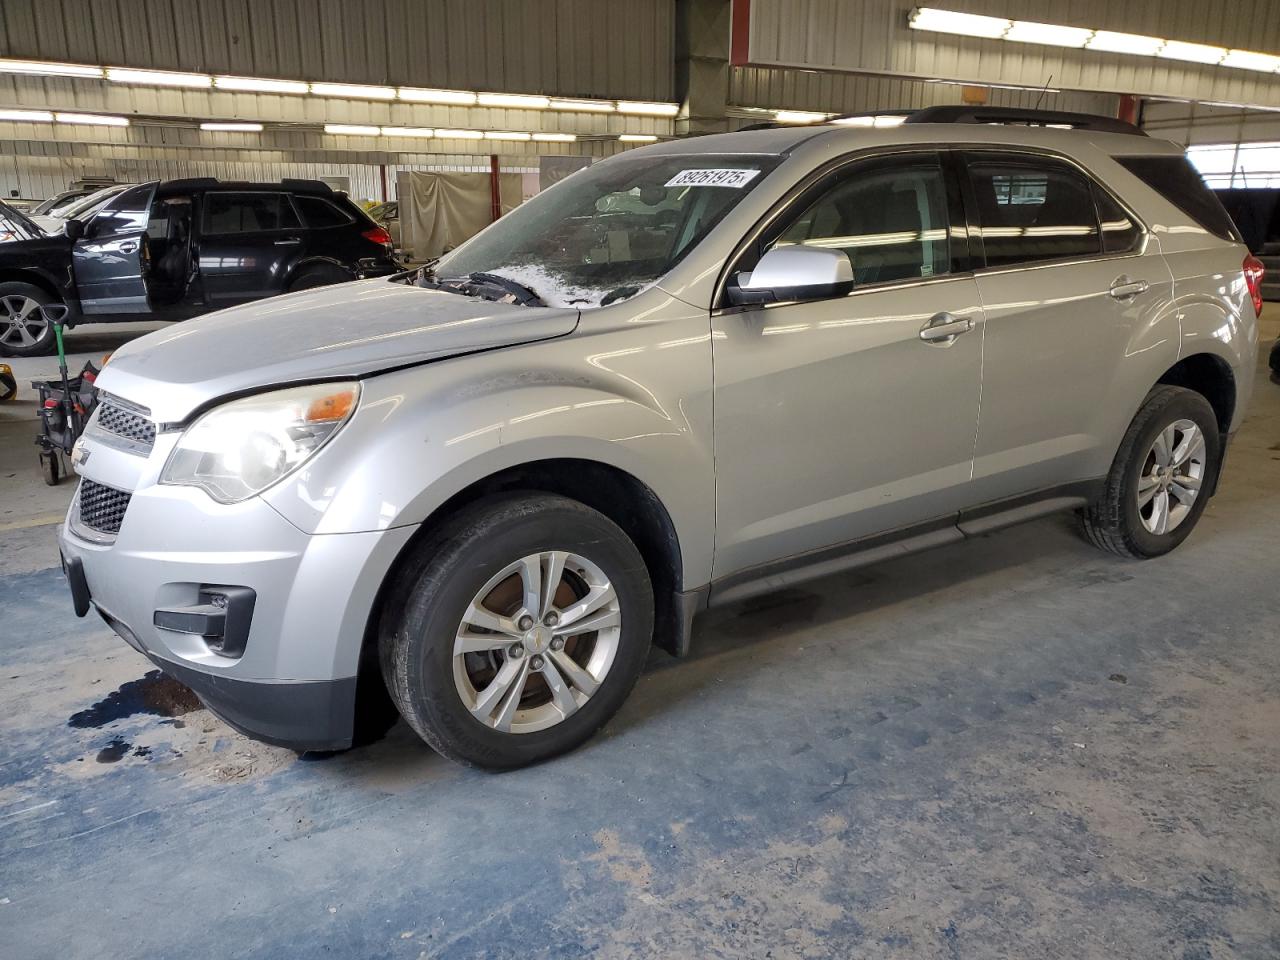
59;109;1261;769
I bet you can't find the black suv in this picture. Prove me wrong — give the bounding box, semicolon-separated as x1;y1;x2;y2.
0;178;401;356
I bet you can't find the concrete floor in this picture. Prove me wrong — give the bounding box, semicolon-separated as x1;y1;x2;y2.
2;313;1278;959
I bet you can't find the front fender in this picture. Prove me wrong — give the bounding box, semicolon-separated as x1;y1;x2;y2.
260;299;716;586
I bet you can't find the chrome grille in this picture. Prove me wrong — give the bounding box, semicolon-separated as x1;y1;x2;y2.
96;398;156;450
79;479;132;535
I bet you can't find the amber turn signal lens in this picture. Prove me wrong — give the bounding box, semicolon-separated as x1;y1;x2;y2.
304;388;357;423
101;352;113;367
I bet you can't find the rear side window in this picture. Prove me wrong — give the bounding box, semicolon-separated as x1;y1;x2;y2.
966;156;1100;267
1092;184;1142;254
1116;156;1242;243
203;193;300;233
295;195;355;228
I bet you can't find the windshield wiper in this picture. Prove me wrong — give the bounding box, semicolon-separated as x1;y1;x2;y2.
465;272;546;307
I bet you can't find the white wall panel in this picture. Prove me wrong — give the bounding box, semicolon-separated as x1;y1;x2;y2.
743;0;1280;109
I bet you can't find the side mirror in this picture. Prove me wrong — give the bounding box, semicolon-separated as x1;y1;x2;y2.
63;219;85;241
727;245;853;306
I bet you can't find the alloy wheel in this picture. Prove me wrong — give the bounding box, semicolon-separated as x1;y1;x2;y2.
0;296;48;350
1137;418;1206;535
452;550;622;734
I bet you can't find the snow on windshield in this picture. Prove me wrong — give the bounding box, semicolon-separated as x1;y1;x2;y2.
484;263;651;309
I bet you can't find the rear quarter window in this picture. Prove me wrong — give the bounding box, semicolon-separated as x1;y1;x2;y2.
1116;156;1242;243
295;195;355;228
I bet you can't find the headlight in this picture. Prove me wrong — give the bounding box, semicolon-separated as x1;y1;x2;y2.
160;382;360;503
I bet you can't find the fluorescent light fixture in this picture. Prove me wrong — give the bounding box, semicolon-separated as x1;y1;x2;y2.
549;99;614;113
1156;40;1227;64
908;7;1010;39
379;126;435;137
1086;31;1165;56
214;75;310;94
617;101;680;116
0;109;54;122
55;112;129;126
618;134;658;142
200;122;263;132
0;58;103;78
484;131;532;141
477;93;550;109
324;123;380;135
1003;20;1092;48
398;87;477;105
311;82;396;100
435;128;485;139
774;110;831;123
532;132;577;141
1221;49;1280;72
107;67;212;88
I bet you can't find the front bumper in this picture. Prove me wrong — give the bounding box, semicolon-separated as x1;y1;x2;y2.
58;475;414;751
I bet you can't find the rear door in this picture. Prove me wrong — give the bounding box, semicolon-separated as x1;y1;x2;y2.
72;182;158;314
197;191;304;306
959;150;1177;504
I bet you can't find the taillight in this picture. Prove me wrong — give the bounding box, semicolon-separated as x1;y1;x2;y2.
1243;253;1265;317
362;225;392;246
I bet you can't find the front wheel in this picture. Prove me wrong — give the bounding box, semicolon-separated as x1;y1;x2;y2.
0;283;58;357
380;493;654;769
1079;385;1221;559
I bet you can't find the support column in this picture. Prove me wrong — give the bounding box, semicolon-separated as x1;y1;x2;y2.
676;0;732;137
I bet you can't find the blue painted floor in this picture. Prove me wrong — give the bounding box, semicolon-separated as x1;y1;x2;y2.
3;364;1279;959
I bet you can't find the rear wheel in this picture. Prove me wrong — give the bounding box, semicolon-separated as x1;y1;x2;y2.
0;283;58;357
1079;385;1220;558
286;264;351;292
39;449;61;486
380;493;653;769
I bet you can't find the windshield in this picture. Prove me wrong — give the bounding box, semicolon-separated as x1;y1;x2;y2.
0;201;46;242
431;153;781;307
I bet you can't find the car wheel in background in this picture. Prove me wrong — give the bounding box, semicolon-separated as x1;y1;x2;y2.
286;264;352;292
0;283;58;357
380;493;654;770
1079;385;1221;559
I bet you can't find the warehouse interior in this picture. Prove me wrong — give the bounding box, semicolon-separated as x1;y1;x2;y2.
2;2;1279;957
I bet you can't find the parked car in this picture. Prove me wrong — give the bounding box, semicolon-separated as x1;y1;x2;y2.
28;185;111;219
29;183;132;234
0;178;400;356
60;109;1259;769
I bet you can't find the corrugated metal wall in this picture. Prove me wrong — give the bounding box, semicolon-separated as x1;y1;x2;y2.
729;65;1119;116
745;0;1280;109
0;0;674;101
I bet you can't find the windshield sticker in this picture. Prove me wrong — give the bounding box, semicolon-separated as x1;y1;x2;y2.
665;168;761;189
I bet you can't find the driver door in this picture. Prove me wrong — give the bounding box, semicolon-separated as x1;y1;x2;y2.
72;181;158;315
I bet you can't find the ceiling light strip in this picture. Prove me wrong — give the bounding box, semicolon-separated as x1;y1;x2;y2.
0;57;675;114
908;7;1280;72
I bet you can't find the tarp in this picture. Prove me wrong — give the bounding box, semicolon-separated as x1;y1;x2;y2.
397;171;523;261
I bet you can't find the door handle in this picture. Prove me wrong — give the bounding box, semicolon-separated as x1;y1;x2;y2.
1109;276;1149;300
118;239;139;254
919;312;974;343
273;237;302;246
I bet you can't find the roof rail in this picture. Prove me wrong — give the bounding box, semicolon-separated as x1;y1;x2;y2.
904;105;1145;136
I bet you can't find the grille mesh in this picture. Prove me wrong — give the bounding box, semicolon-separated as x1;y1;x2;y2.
79;479;132;535
96;400;156;449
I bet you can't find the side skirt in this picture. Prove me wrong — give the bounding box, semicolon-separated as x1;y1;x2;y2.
693;479;1105;617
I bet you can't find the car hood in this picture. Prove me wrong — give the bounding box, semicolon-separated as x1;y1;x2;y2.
96;278;581;423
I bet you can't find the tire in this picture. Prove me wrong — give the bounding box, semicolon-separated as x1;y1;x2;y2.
39;450;61;486
1269;338;1280;383
0;283;58;357
380;493;654;769
1079;385;1221;559
286;264;351;293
